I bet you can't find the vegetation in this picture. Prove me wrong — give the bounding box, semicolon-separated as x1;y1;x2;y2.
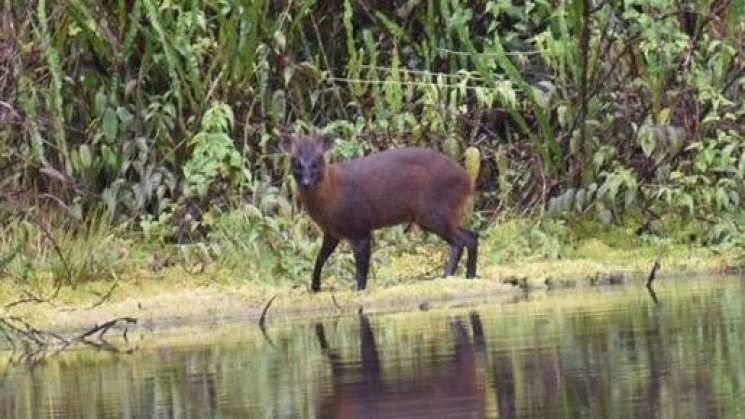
1;0;745;296
0;218;739;334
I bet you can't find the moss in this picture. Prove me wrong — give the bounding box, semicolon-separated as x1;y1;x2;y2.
572;238;614;259
1;217;743;335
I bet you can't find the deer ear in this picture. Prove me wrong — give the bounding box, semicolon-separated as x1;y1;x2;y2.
318;135;336;153
278;135;295;154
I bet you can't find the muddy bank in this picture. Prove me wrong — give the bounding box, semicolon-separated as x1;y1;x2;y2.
2;253;740;337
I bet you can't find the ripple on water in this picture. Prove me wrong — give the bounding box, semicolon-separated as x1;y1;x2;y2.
2;276;745;419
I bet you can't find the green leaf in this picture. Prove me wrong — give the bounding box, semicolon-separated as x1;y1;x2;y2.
79;144;92;168
273;30;286;51
117;107;134;127
102;107;119;142
716;188;730;210
638;126;656;157
94;90;107;117
679;193;694;216
657;108;671;124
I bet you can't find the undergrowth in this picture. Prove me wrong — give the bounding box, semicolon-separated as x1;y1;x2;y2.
2;0;745;296
0;208;740;293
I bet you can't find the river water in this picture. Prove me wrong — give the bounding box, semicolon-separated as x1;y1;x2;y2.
2;276;745;418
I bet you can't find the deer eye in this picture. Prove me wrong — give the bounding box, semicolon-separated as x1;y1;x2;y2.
291;159;301;170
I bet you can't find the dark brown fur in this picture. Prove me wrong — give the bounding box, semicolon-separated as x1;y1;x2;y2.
280;134;478;291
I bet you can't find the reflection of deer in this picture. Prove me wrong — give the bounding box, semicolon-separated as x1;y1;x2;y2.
469;311;516;419
315;314;485;418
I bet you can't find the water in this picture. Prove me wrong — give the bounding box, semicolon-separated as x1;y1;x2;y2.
3;277;745;418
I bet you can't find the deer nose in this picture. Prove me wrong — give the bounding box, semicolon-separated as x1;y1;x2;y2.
300;177;312;188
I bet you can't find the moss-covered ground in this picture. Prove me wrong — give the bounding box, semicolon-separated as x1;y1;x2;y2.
2;218;741;334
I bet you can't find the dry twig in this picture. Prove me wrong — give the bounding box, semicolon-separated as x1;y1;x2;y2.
646;258;661;304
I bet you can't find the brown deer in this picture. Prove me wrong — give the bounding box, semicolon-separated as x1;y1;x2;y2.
279;134;478;291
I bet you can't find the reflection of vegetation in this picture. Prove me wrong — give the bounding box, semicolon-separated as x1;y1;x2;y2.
2;278;745;417
0;316;136;365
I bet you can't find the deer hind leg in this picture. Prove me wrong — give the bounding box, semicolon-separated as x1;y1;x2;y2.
417;212;465;277
458;228;479;278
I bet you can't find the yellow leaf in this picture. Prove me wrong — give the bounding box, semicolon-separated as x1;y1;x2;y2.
464;147;481;186
657;108;671;124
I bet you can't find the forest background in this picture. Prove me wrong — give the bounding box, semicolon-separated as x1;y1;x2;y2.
1;0;745;299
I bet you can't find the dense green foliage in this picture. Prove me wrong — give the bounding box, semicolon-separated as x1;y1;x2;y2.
2;0;745;284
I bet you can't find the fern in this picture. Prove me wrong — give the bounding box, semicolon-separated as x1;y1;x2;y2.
142;0;187;111
120;0;143;62
183;102;247;198
37;0;71;174
343;0;365;98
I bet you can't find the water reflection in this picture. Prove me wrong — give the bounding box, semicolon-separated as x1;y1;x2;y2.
2;277;745;418
315;314;485;418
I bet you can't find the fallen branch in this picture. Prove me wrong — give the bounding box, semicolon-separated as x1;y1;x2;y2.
258;295;277;331
76;317;137;342
0;315;138;365
646;258;661;288
257;295;278;346
646;258;661;304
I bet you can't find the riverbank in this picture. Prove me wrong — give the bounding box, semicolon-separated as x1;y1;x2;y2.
1;227;741;334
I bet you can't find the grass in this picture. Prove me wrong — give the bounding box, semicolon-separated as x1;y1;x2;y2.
1;214;742;334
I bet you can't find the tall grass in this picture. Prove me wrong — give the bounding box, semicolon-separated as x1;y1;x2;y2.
0;212;130;289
